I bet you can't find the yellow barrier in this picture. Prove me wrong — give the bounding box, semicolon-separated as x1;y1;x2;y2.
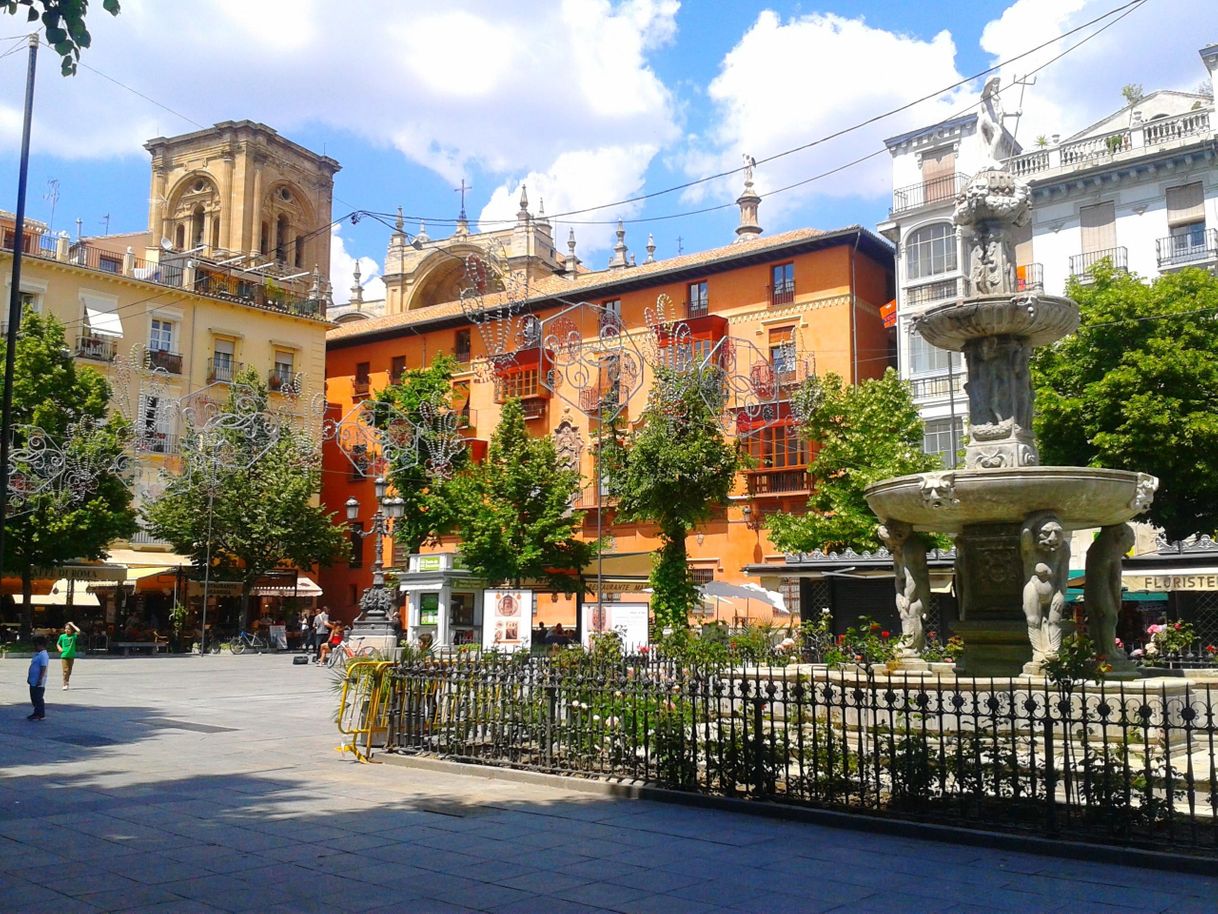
336;660;394;762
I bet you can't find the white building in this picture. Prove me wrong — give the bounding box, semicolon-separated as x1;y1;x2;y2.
879;44;1218;464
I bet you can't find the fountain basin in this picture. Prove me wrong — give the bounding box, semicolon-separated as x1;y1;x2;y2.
865;466;1156;533
917;293;1079;351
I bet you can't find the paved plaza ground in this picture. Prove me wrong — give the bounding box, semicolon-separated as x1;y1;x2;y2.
1;654;1215;913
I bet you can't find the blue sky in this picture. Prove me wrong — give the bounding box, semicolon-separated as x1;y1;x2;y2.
1;1;1211;302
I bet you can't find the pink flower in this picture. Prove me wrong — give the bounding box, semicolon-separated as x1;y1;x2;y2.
638;645;650;655
1114;637;1124;649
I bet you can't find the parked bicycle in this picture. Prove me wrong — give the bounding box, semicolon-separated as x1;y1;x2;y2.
323;634;379;670
229;630;269;654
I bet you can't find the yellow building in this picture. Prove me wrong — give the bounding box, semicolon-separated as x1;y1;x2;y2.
0;121;337;626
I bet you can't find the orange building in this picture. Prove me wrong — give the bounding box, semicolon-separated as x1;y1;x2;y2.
321;195;895;635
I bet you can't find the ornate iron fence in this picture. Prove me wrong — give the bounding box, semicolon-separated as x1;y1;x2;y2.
385;653;1218;856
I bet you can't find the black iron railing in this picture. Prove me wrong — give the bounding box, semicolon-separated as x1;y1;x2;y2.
686;298;710;319
1069;247;1128;280
75;334;117;362
1157;230;1218;269
147;348;183;374
891;173;970;215
384;653;1218;856
768;281;795;307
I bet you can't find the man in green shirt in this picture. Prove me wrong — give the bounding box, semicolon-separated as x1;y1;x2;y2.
57;622;80;690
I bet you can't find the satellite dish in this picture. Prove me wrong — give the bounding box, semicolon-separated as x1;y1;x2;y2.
160;237;174;251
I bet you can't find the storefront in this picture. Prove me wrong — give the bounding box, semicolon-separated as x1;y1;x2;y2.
399;553;484;649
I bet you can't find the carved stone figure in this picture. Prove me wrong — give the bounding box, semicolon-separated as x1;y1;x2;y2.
552;420;584;474
1131;473;1159;513
1020;511;1070;663
919;472;958;509
877;520;930;655
978;76;1006;167
1085;523;1135;661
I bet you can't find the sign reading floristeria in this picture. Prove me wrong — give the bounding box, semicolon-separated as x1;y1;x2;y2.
1125;571;1218;592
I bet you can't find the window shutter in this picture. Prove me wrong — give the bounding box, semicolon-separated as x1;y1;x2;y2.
1080;202;1116;254
1166;182;1204;227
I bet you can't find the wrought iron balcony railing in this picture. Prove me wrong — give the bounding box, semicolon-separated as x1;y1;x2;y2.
746;467;809;497
1069;247;1128;280
207;358;242;384
768;281;795;307
1156;229;1218;268
891;173;969;215
147;348;183;374
75;334;117;362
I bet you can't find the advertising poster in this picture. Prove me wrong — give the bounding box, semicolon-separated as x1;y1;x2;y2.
582;603;650;652
482;589;533;651
269;624;288;650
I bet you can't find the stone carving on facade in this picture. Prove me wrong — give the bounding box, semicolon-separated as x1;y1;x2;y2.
1085;523;1136;663
876;520;929;655
954;169;1030;298
1020;511;1070;664
1130;473;1159;513
552;420;584;474
919;472;958;509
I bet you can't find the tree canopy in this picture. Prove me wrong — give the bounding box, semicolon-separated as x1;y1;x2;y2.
767;369;940;554
603;367;743;626
373;354;466;556
1032;264;1218;541
448;397;591;591
144;369;348;625
3;0;120;75
2;311;136;634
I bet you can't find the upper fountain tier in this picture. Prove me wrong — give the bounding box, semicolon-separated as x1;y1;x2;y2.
917;293;1079;353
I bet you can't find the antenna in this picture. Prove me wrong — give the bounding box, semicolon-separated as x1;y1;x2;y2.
100;213;110;236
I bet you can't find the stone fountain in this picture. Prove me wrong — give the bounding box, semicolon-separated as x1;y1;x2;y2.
865;168;1158;677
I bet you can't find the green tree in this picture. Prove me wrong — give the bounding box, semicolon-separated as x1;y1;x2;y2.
144;369;348;627
1032;264;1218;541
373;354;464;556
3;0;120;75
448;397;591;591
2;311;136;635
603;367;743;627
767;369;941;554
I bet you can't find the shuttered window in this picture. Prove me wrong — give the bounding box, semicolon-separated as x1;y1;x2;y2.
1080;202;1116;254
1166;182;1205;228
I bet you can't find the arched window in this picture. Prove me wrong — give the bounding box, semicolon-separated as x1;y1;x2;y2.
211;217;220;251
276;214;289;263
191;205;205;248
294;233;304;268
905;223;957;281
174;224;185;250
260;221;269;256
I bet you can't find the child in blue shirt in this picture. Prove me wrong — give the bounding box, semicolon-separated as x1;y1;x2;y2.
27;635;48;721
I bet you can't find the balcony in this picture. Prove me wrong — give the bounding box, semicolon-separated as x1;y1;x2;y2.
905;277;960;308
1015;263;1044;292
520;396;548;421
891;173;970;215
578;385;625;420
768;280;796;307
909;372;965;402
746;468;810;497
136;431;176;456
147;348;183;375
207;358;242;384
686;298;710;320
1069;247;1128;281
1009;109;1213;179
352;377;371;398
75;334;117;362
1157;229;1218;269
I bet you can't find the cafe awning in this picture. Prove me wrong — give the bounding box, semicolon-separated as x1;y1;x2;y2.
28;579;101;606
582;552;652;593
106;549;195;568
252;576;323;597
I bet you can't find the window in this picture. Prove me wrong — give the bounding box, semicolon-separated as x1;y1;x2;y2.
211;338;235;383
174;224;185;250
601;299;621;331
923;417;963;462
779;577;801;618
906;327;961;376
771;263;794;291
769;326;796;384
689;566;714;587
191;205;205;249
920;147;957;205
353;362;370;397
1166;182;1206;255
747;423;807;469
275;214;289;263
149;319;173;352
660;336;717;373
349;523;364;568
687;281;709;317
272;351;294;389
98;253;122;274
1079;202;1116;254
454;329;471;363
496;367;540;401
453;380;471;426
521;315;540;347
390;355;407;383
905;223;957;280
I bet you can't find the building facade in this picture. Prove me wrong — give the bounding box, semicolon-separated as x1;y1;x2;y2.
321;192;896;633
1;121;336;632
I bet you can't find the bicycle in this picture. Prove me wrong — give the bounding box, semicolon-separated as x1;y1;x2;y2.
229;630;269;654
324;635;379;670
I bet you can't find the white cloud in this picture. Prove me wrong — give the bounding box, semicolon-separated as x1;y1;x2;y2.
477;143;658;259
329;225;385;306
682;11;967;226
979;0;1215;144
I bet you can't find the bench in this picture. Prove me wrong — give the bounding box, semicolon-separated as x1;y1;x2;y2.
112;641;168;655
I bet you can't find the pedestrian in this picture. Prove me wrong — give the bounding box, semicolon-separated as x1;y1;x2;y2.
27;635;49;721
57;621;80;690
312;605;330;661
299;609;312;653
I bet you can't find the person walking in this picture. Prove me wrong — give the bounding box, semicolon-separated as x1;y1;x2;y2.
57;622;80;690
312;606;330;661
27;635;49;721
299;609;312;653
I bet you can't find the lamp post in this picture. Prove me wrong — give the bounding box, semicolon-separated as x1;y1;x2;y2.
347;476;405;648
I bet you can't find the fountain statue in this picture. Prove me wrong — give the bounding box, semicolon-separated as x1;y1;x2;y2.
865;105;1157;675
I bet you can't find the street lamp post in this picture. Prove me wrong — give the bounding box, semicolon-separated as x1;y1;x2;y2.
346;476;404;651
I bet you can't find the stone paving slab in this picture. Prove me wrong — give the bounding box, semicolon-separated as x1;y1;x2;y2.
1;653;1216;913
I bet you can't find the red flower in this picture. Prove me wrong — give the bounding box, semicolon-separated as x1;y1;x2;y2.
638;645;650;654
1174;622;1183;630
837;634;846;645
1206;645;1217;654
881;630;891;639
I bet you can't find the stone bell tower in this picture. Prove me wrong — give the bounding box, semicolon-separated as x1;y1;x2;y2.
144;120;340;283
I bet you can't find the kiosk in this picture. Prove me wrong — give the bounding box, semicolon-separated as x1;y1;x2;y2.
400;553;485;649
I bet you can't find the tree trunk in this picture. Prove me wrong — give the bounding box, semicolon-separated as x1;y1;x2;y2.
20;566;33;641
239;582;252;631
